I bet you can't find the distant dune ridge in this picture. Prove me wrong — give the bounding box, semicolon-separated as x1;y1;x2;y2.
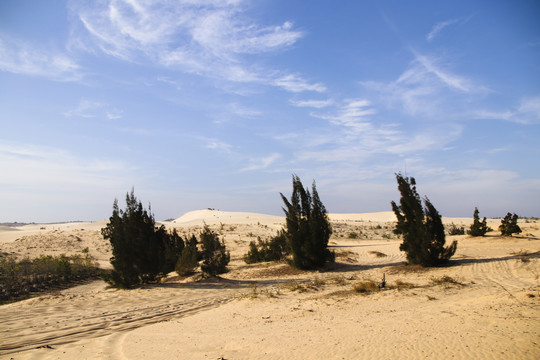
0;209;539;359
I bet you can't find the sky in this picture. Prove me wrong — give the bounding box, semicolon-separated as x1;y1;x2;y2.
1;0;539;223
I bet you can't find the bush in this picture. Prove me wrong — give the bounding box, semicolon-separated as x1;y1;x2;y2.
101;189;182;288
199;225;230;276
244;231;288;264
391;173;457;266
447;223;465;235
175;235;198;276
468;207;488;236
280;175;333;270
499;213;522;236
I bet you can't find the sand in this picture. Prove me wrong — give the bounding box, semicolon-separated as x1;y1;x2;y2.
1;210;539;359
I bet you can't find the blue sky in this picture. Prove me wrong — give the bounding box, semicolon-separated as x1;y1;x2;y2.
1;0;539;222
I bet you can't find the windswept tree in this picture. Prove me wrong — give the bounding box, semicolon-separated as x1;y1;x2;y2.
101;189;180;288
280;175;333;270
391;174;457;266
468;207;488;236
499;213;522;236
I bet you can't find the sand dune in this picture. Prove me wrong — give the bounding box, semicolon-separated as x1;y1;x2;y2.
1;211;539;359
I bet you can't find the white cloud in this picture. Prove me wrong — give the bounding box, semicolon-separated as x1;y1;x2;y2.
64;100;124;120
474;95;540;124
272;74;326;93
289;99;334;108
0;35;81;81
240;153;281;172
64;100;104;118
72;0;313;92
426;19;459;42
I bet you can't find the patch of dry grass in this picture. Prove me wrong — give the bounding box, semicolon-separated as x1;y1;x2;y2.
368;251;387;258
352;280;379;294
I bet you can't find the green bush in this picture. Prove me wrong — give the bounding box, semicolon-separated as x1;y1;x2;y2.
468;207;488;236
499;213;522;236
391;173;457;266
448;223;465;235
244;231;288;264
200;225;230;276
175;235;198;276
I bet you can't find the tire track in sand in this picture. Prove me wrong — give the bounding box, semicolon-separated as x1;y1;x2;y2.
0;279;245;355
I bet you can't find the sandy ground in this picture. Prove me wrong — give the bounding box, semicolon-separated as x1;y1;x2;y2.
1;210;539;359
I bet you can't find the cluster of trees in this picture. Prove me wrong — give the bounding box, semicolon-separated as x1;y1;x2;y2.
243;176;334;270
102;190;229;288
104;175;526;289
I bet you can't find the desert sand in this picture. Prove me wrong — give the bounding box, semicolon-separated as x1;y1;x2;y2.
1;210;539;359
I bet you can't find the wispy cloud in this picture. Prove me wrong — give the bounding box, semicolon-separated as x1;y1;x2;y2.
71;0;314;92
64;99;123;119
474;95;540;124
240;153;282;172
362;52;486;117
426;16;472;42
426;18;460;42
289;99;334;108
0;35;81;81
64;100;104;118
272;74;326;93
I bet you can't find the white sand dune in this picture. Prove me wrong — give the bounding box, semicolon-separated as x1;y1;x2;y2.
1;212;539;359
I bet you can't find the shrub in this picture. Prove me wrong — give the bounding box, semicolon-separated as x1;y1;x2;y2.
391;173;457;266
468;207;488;236
244;231;288;264
499;213;522;236
175;236;198;276
280;175;333;270
448;223;465;235
199;225;230;276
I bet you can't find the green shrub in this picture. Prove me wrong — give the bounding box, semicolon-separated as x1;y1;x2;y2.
200;225;230;276
175;237;198;276
499;213;522;236
244;231;288;264
468;207;488;236
448;223;465;235
391;173;457;266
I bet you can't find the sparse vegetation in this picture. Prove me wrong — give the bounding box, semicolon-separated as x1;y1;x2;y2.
448;223;465;236
352;280;379;294
391;173;457;266
0;254;101;303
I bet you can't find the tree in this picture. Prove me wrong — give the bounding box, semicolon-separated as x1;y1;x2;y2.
101;189;178;288
199;225;230;276
499;213;522;236
280;175;333;270
468;207;488;236
391;173;457;266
